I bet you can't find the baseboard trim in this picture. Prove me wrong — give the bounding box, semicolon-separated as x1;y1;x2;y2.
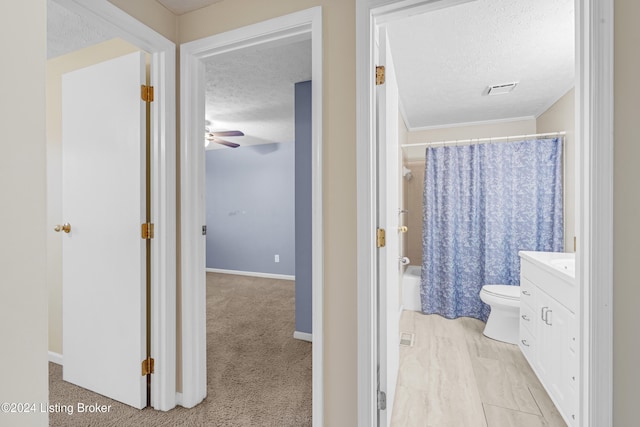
205;268;294;281
49;351;63;366
293;331;313;342
175;392;183;406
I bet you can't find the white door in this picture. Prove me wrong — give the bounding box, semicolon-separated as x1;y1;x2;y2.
61;52;147;409
376;26;401;426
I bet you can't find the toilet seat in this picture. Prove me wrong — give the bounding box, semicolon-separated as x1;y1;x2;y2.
481;284;520;300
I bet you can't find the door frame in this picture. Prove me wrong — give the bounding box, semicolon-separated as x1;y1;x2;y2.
52;0;177;411
356;0;613;426
179;7;324;423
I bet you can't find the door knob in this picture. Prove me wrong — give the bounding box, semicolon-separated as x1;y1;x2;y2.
54;223;71;233
398;226;408;233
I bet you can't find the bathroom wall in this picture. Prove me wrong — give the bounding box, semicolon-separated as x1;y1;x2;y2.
536;88;575;252
295;81;312;335
205;143;295;275
402;119;537;264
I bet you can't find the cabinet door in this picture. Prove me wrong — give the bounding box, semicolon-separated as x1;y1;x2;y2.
535;294;554;382
536;294;573;422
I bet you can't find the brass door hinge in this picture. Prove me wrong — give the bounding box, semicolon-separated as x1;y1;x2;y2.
141;85;154;102
141;223;155;240
141;357;154;376
376;228;386;248
376;66;385;85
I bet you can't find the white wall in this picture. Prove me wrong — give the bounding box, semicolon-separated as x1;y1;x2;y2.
0;0;49;425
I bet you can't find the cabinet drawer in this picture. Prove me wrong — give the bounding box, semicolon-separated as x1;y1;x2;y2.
519;325;535;363
520;278;536;310
520;302;535;335
521;258;576;313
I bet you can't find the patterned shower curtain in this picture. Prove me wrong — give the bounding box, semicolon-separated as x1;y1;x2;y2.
420;138;564;322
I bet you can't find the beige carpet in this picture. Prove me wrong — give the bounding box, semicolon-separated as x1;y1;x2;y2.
49;273;312;426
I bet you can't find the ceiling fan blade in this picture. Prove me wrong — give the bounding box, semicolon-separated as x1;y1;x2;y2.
213;138;240;148
210;130;244;137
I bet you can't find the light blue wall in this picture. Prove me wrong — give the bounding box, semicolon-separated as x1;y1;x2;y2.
205;143;295;275
205;81;312;335
295;80;312;334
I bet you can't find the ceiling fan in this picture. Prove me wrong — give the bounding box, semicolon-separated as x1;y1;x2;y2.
205;128;244;148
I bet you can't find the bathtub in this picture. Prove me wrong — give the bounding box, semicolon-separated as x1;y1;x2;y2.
403;265;422;312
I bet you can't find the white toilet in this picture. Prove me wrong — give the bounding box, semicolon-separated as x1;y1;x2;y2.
479;285;520;344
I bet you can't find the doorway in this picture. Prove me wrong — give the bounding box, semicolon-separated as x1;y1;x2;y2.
179;7;324;423
46;0;176;411
356;0;614;425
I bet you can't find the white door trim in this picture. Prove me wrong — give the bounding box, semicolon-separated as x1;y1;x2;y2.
576;1;614;424
355;0;613;426
179;7;324;424
52;0;177;411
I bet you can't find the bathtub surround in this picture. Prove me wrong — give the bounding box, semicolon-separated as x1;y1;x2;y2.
422;138;564;321
402;265;422;312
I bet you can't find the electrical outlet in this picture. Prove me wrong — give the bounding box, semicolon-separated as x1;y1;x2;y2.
274;254;280;263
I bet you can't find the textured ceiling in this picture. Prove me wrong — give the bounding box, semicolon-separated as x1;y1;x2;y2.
48;0;574;148
386;0;574;129
47;0;113;59
156;0;223;15
203;37;312;150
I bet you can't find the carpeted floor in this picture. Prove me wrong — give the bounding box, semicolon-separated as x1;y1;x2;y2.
49;273;312;426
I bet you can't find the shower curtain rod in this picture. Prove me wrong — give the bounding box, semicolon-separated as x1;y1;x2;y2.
400;131;566;149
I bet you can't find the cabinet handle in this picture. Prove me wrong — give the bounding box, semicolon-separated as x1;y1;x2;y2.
541;307;548;321
522;290;531;296
521;339;530;347
521;314;530;321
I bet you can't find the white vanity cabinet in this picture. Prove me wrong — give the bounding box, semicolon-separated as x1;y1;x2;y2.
518;251;578;427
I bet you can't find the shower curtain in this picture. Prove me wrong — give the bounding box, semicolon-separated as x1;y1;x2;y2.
420;138;564;321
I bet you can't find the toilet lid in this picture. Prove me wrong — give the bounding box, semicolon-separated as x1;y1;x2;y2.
482;284;520;300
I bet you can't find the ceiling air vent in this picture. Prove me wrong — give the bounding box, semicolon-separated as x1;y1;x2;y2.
484;82;518;96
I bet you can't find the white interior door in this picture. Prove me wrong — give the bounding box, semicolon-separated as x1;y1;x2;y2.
376;26;401;426
62;51;147;409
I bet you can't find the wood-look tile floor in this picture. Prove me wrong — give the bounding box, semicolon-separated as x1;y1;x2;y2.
390;311;568;427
